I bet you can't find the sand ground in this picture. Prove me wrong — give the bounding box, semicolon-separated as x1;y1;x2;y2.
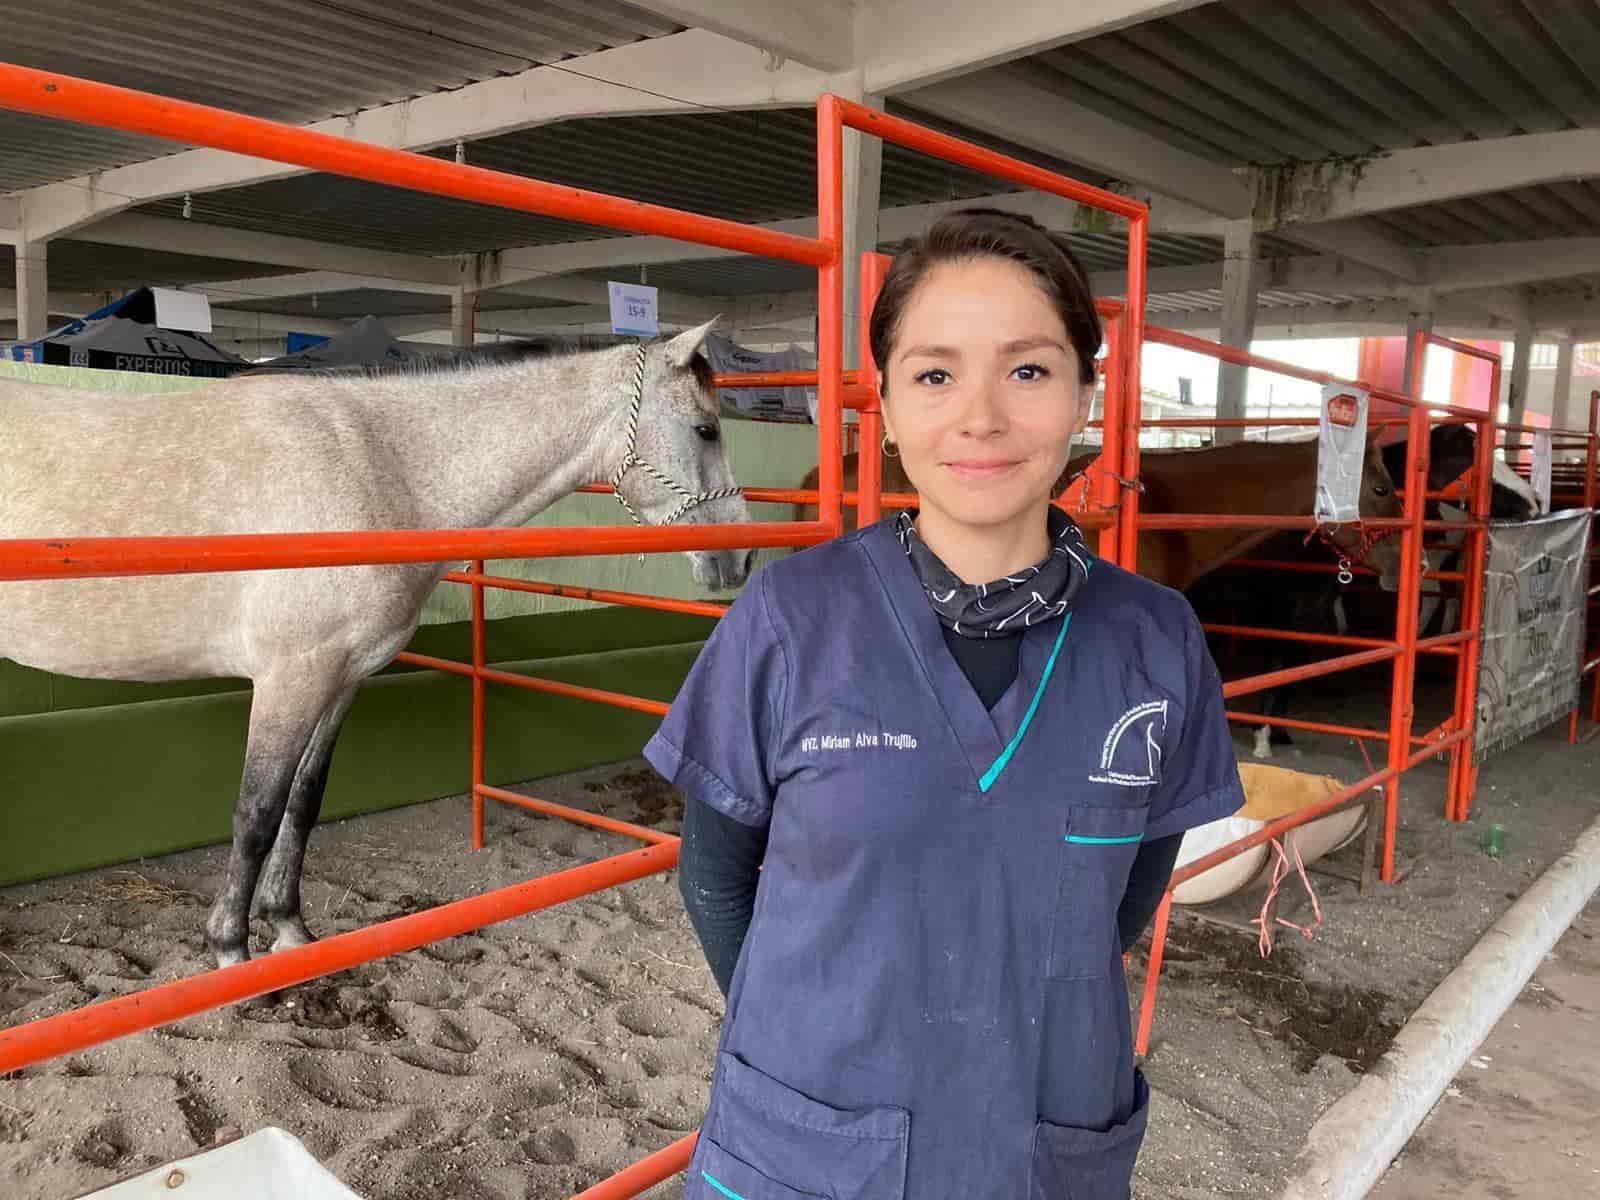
3;672;1598;1199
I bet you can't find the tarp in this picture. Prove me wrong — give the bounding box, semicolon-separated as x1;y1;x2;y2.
7;287;245;378
1474;508;1595;763
702;333;815;423
250;315;424;371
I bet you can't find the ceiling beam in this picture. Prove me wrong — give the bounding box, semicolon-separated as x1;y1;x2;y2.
1097;236;1600;301
622;0;856;71
79;215;459;284
485;188;1222;290
1153;289;1568;338
864;0;1215;94
1253;130;1600;229
1424;238;1600;293
903;65;1250;219
1271;219;1425;283
193;271;459;305
14;30;835;242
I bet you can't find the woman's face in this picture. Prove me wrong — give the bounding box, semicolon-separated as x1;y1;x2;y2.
881;255;1088;536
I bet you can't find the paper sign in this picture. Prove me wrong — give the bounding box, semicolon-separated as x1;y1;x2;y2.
151;287;213;333
1532;429;1552;515
608;282;658;337
1315;384;1370;525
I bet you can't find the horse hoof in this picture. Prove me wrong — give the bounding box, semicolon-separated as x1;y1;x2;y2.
269;921;318;955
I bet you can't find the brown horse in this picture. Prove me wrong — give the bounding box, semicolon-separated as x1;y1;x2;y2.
794;434;1406;592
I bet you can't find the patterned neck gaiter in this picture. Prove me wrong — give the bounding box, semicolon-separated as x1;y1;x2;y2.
895;505;1092;640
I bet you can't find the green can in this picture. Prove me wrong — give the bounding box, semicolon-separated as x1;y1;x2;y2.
1481;823;1506;858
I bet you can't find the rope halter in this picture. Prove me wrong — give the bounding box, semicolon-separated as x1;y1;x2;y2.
607;344;743;527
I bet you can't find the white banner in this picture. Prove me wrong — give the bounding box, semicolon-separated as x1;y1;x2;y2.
1474;509;1593;763
1315;384;1370;525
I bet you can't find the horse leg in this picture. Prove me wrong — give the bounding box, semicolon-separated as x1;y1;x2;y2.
257;684;360;953
205;670;344;968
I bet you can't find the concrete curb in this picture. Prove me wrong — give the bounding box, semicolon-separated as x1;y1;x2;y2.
1278;810;1600;1200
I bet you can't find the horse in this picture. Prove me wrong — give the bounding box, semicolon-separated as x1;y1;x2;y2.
793;432;1406;593
0;318;754;968
1190;424;1539;757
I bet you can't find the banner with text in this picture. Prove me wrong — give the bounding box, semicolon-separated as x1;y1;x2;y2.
1473;508;1593;763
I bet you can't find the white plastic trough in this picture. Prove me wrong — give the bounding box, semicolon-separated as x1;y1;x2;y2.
1172;762;1369;906
82;1128;364;1200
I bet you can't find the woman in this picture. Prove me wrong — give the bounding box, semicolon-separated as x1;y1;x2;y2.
645;209;1243;1200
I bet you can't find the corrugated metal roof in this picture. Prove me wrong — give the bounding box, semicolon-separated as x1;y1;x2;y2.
1038;0;1600;245
0;113;186;193
134;106;1039;255
0;0;681;186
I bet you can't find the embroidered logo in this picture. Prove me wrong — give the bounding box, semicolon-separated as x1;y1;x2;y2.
1088;700;1168;787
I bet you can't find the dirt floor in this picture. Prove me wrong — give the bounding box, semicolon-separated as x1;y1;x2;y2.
2;667;1598;1200
1368;896;1600;1200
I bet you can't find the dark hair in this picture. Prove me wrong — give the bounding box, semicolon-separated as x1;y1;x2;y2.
868;208;1101;388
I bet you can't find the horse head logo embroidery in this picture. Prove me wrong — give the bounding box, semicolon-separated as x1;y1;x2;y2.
1088;700;1168;787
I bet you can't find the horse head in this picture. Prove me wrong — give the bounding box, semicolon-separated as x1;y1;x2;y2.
1325;431;1410;592
622;317;757;591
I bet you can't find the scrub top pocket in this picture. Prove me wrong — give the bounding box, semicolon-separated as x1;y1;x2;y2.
697;1052;910;1200
1046;804;1150;980
695;1138;827;1200
1030;1070;1150;1200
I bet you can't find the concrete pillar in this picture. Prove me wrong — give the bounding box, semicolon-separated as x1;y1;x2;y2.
1402;296;1435;396
15;240;49;342
1215;219;1258;444
838;72;883;372
1507;322;1533;424
451;289;477;349
1551;337;1576;433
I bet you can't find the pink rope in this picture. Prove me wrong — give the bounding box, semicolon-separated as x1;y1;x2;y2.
1253;835;1324;957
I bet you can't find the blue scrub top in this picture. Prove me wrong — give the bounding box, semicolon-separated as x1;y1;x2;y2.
645;518;1244;1200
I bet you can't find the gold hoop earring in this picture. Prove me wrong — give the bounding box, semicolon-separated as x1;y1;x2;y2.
881;435;899;459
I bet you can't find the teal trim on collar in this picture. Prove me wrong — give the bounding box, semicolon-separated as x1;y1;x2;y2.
701;1172;745;1200
978;611;1072;794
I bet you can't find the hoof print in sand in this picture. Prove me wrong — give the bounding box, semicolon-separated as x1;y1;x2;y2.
72;1121;131;1169
614;997;702;1039
431;1016;480;1055
521;1127;580;1166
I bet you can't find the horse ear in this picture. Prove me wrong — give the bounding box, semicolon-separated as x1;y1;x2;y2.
663;316;721;368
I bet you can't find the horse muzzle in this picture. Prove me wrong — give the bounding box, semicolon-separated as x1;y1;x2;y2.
690;547;756;592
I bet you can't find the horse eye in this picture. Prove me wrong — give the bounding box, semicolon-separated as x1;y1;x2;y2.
1373;484;1390;497
694;423;720;443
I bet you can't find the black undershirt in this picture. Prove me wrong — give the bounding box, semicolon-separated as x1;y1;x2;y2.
677;626;1185;997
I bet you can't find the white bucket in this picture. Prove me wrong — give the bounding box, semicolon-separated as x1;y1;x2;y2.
1172;762;1369;906
83;1128;364;1200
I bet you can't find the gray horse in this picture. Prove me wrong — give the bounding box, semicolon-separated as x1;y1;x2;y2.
0;318;753;967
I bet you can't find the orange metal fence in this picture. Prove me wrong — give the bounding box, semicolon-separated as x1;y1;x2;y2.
0;64;1151;1199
